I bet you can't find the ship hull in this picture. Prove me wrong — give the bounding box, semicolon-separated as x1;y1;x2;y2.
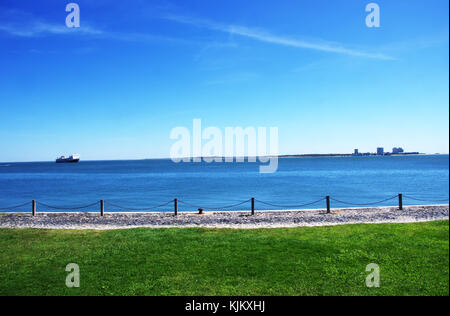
56;159;80;163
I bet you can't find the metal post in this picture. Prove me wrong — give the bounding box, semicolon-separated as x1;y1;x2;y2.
398;194;403;211
174;198;178;216
326;196;330;214
251;197;255;215
100;200;104;216
32;200;36;216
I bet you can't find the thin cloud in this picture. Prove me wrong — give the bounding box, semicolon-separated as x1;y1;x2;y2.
0;20;192;45
0;22;103;37
0;9;190;45
165;15;394;60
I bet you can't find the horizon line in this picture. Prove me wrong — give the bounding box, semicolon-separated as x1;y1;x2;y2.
1;152;448;164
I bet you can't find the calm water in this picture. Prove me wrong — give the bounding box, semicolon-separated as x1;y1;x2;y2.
0;155;448;212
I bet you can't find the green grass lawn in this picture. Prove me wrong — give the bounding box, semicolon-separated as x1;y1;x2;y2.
0;221;448;296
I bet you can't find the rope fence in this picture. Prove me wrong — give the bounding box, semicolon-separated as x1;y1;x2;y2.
104;200;173;212
0;194;447;216
329;195;398;206
36;201;100;211
177;199;252;211
255;198;326;209
402;195;450;203
0;201;31;211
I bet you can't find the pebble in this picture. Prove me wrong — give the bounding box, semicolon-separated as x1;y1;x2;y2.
0;205;448;230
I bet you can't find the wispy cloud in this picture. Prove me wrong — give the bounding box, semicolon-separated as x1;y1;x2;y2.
0;21;195;48
0;22;103;37
165;15;394;60
0;9;394;60
0;9;190;45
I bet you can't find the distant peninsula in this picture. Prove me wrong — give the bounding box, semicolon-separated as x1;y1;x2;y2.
278;152;422;158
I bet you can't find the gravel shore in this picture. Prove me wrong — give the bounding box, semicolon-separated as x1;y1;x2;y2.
0;205;448;230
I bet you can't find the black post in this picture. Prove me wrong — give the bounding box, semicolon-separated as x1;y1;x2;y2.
174;198;178;216
251;197;255;215
100;200;104;216
398;194;403;211
326;196;330;214
32;200;36;216
198;208;203;215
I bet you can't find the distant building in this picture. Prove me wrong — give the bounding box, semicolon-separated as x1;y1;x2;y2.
377;147;384;156
392;147;404;154
354;149;359;156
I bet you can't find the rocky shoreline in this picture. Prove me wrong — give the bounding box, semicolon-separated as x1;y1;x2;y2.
0;205;448;230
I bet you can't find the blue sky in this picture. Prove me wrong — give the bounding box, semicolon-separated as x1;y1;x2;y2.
0;0;448;162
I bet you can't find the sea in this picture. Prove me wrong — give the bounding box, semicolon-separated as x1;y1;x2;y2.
0;155;448;212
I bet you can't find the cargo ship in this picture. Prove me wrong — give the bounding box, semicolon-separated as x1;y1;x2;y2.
56;154;80;163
